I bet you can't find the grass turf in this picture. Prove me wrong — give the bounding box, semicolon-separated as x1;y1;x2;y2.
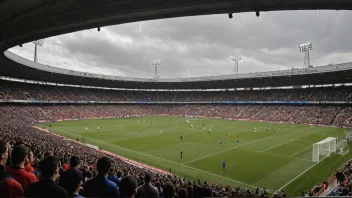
38;116;352;196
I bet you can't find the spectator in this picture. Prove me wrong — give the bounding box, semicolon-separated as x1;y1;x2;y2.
24;150;34;173
178;188;188;198
81;165;93;184
24;155;69;198
201;184;213;197
163;182;176;198
119;175;138;198
186;185;193;198
83;157;119;198
135;173;159;198
6;145;38;188
108;167;121;187
65;168;84;197
116;170;123;185
0;139;24;198
336;171;345;184
44;151;53;158
59;156;82;193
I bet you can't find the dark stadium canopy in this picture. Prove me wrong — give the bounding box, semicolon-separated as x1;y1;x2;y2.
1;0;352;89
2;0;352;50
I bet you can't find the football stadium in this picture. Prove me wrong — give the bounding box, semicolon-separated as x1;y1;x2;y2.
1;1;352;198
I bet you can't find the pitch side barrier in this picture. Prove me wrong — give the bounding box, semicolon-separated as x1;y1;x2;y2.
0;99;349;105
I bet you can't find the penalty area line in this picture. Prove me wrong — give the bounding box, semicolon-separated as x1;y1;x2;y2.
52;128;271;192
261;131;314;153
182;135;276;165
289;145;312;157
274;154;331;194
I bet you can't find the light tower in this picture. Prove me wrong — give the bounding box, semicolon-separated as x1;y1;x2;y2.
231;53;241;74
33;39;44;63
152;60;161;79
299;43;313;68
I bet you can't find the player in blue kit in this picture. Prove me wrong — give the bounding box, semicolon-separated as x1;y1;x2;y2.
222;160;226;172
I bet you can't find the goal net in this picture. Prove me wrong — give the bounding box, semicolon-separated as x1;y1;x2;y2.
346;132;352;144
312;137;337;163
336;138;349;155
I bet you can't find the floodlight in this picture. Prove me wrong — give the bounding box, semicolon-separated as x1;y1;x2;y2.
32;39;45;63
231;53;241;74
152;60;161;79
32;39;44;46
299;42;313;68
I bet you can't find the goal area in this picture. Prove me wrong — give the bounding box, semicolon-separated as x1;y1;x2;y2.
312;137;336;163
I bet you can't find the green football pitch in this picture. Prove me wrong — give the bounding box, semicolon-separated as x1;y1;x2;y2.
38;116;352;196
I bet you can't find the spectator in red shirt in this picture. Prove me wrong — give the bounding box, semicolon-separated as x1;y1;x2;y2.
6;145;37;188
0;139;24;198
24;150;34;173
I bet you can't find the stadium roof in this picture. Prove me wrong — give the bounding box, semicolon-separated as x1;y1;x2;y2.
2;0;352;50
1;0;352;89
1;50;352;90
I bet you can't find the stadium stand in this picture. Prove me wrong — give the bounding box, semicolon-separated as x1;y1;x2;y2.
1;80;352;102
0;80;352;197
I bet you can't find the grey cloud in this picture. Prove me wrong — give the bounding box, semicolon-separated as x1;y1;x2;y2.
9;10;352;78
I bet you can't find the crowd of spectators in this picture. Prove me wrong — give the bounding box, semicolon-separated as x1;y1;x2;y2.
328;160;352;196
302;159;352;197
1;104;347;127
1;80;352;102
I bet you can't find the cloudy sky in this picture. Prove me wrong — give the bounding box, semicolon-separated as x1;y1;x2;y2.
9;10;352;78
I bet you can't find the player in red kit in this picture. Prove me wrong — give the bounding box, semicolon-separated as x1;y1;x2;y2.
179;150;183;160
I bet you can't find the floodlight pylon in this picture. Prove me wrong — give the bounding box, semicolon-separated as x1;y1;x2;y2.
33;39;44;63
152;60;161;79
231;53;241;74
299;43;313;68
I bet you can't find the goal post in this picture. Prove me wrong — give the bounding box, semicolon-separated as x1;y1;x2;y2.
312;137;337;163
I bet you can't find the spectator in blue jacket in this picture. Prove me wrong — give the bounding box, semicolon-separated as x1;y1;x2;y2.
83;157;119;198
108;167;121;187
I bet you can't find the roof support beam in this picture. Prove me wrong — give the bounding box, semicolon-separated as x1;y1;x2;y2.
139;0;146;8
164;0;170;5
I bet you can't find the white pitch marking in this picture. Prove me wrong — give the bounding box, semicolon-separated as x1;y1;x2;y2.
182;135;276;165
289;145;312;157
52;128;270;191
